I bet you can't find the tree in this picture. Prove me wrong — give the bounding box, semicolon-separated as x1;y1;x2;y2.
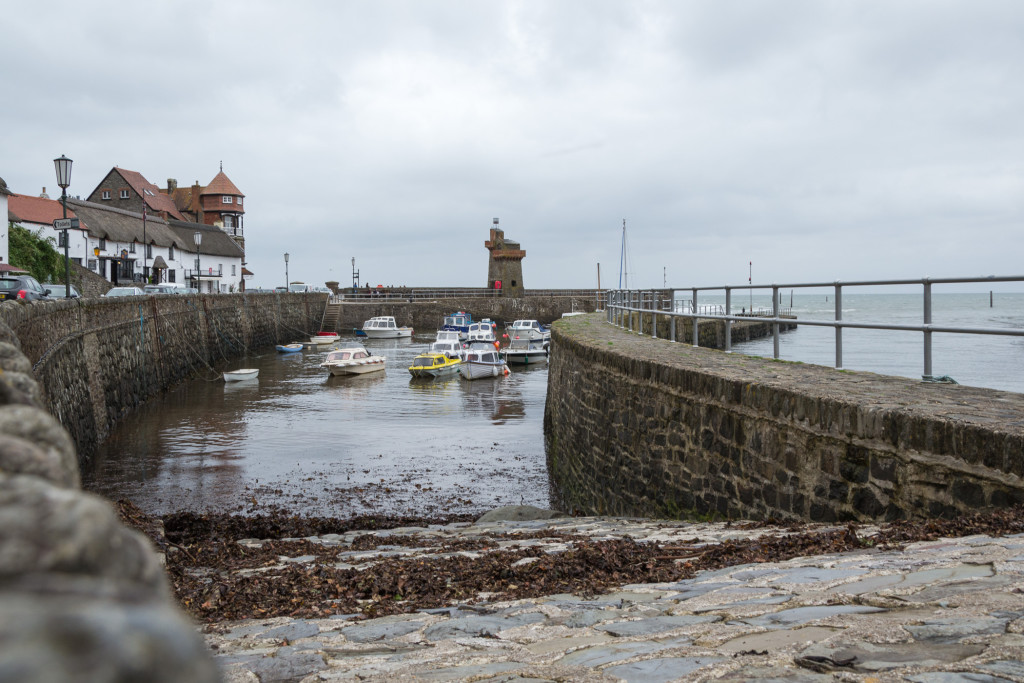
8;223;64;283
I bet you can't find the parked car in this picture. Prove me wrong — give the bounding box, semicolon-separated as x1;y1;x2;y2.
103;286;146;297
143;284;186;295
43;283;81;299
0;275;50;302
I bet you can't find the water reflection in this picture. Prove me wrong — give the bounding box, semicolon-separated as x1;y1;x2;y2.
82;334;552;517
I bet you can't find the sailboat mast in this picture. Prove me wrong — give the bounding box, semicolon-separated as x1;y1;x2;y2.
619;219;627;289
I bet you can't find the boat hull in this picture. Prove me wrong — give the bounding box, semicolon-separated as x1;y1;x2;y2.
224;369;259;382
502;351;548;365
409;364;459;378
276;344;303;353
326;360;386;376
362;328;413;339
458;361;509;380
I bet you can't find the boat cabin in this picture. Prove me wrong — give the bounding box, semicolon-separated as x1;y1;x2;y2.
363;316;399;331
325;347;371;362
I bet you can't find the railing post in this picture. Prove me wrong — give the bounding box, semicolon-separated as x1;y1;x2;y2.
628;291;634;332
834;283;843;369
725;287;732;353
669;293;676;343
923;280;933;380
772;285;780;359
691;288;699;347
651;290;658;339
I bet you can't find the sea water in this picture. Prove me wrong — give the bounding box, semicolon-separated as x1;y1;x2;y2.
675;291;1024;394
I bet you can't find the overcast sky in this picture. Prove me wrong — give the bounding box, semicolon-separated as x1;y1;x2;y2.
3;1;1023;291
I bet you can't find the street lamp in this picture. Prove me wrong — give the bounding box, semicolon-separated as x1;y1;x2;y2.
53;155;72;298
284;252;289;291
194;231;202;293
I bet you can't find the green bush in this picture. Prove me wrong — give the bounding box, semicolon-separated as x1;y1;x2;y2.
9;223;64;283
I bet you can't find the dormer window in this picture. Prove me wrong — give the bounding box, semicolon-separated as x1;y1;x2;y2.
143;188;155;196
130;241;136;253
221;196;233;204
120;189;129;199
169;245;175;259
101;190;111;200
237;197;243;206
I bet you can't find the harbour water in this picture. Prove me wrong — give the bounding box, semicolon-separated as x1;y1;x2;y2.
83;294;1024;518
82;335;554;518
681;291;1024;394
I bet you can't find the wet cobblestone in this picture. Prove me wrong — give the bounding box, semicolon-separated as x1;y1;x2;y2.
202;515;1024;681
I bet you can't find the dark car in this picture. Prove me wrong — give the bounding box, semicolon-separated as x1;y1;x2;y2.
43;283;81;299
0;276;50;302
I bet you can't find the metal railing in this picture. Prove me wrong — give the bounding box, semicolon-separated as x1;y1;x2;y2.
332;287;607;303
607;276;1024;381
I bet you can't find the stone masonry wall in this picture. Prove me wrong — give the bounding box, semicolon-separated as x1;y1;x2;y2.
3;292;325;459
326;296;599;334
0;306;218;679
545;313;1024;522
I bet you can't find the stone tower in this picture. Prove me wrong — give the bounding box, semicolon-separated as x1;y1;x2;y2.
484;218;525;295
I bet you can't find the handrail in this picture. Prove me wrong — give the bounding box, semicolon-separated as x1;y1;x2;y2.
606;276;1024;382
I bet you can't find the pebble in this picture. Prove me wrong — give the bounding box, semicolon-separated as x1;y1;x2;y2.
201;516;1024;682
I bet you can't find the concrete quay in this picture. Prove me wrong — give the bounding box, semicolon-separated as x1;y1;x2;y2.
203;515;1024;682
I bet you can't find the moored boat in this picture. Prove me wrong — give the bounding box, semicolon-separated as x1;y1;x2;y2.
441;312;473;340
320;344;386;376
361;316;413;338
465;321;498;344
276;343;303;353
500;333;549;365
309;333;340;344
458;341;509;380
505;319;550;341
224;368;259;382
408;352;461;378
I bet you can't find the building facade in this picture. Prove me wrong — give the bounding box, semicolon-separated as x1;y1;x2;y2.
484;218;526;296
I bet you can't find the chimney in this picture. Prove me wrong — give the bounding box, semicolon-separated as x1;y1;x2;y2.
167;178;178;192
39;187;49;199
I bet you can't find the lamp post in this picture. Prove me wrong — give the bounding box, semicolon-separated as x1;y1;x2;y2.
284;252;289;291
194;231;202;293
53;155;73;298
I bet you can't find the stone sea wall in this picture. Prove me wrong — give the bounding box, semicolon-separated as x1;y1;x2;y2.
327;296;598;334
544;313;1024;522
0;304;218;680
3;292;325;459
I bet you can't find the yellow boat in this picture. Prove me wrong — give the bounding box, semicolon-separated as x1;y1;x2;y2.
408;352;461;378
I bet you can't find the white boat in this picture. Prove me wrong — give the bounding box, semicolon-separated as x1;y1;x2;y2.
361;316;413;338
506;320;550;341
429;339;464;359
309;333;340;344
320;344;386;376
458;341;509;380
501;333;549;365
465;321;497;344
224;368;259;382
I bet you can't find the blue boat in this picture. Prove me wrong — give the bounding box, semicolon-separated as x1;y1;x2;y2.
276;343;303;353
440;311;474;340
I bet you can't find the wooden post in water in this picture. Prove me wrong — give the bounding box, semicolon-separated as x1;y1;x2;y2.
991;291;994;307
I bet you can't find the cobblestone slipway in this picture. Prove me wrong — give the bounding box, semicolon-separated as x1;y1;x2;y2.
204;515;1024;682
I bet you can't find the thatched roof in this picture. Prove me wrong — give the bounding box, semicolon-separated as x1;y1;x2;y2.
66;199;244;258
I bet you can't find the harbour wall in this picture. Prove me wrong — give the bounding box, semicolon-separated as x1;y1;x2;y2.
3;293;326;459
544;313;1024;522
0;300;219;680
325;295;599;335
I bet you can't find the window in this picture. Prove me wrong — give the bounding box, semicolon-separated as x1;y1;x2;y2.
119;189;129;199
89;259;97;271
101;190;111;200
231;264;236;276
130;242;136;253
99;238;106;250
221;196;233;204
168;245;175;260
237;197;243;206
224;215;234;227
168;270;175;283
58;232;67;248
146;244;152;258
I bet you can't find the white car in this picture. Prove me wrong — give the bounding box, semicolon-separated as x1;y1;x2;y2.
103;286;146;297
